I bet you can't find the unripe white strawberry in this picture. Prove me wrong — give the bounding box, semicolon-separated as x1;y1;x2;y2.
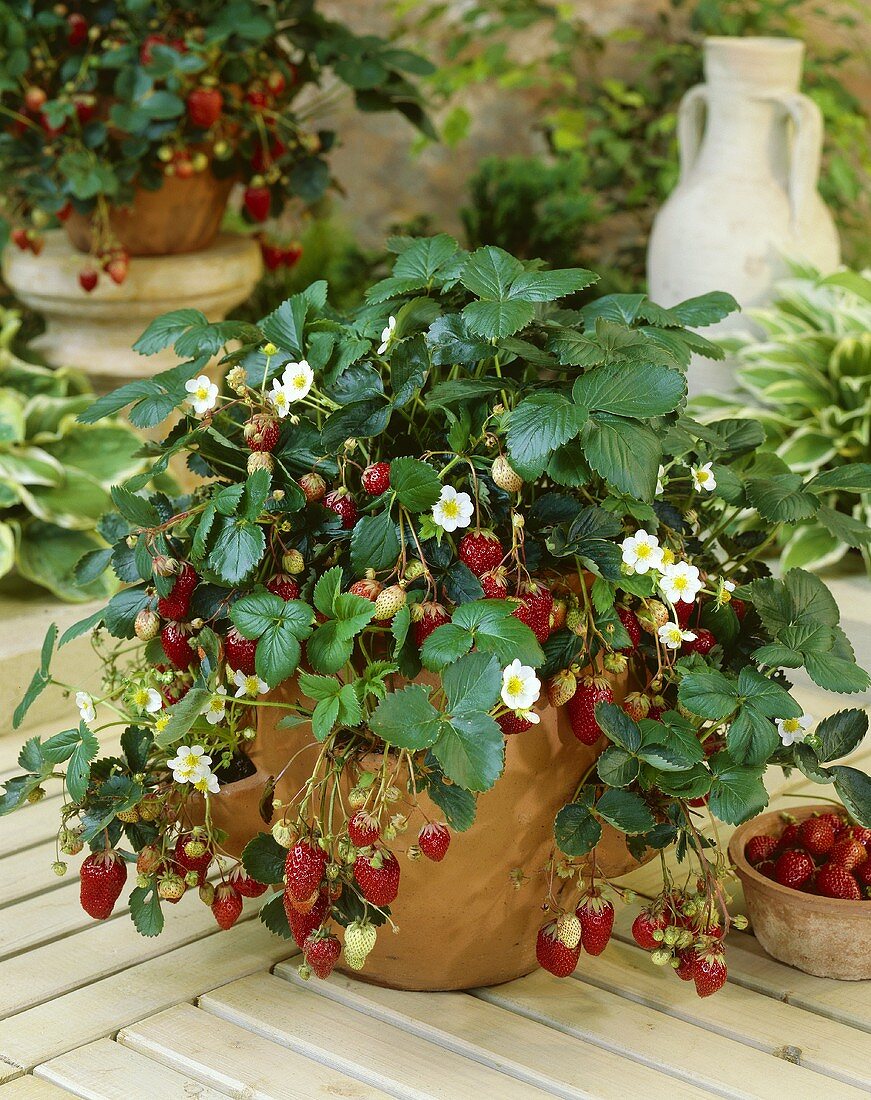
622;692;650;721
491;455;523;492
555;912;582;949
282;549;305;574
638;600;669;633
134;608;160;641
247;451;274;475
373;583;406;621
343;920;377;970
565;606;587;637
547;669;577;707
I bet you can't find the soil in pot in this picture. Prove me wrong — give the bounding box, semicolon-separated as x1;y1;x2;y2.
729;804;871;981
64;172;236;257
207;667;653;991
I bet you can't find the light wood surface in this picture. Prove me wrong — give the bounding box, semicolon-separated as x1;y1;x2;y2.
0;577;869;1097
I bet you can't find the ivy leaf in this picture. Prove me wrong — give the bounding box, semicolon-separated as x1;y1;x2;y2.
431;711;504;791
368;684;443;750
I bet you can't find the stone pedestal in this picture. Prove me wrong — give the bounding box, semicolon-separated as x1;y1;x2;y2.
2;231;262;391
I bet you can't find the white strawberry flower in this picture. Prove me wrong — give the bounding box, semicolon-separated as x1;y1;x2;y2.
168;745;212;784
655;465;666;496
202;684;227;726
691;462;717;492
658;622;697;650
776;713;813;747
500;659;541;711
184;375;219;417
269;376;295;418
75;691;96;724
620;529;664;574
131;685;163;714
192;767;220;795
281;360;314;402
233;668;268;698
516;708;541;725
432;485;474;532
659;561;703;605
378;315;396;354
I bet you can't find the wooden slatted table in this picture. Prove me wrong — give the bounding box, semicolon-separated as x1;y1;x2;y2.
0;574;869;1099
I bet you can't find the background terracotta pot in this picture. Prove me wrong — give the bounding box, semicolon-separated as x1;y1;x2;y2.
200;665;653;991
729;804;870;981
64;172;235;257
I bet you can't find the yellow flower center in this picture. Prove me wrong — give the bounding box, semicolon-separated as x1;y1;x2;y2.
182;753;199;769
291;373;308;391
782;718;800;733
209;698;224;713
696;470;710;484
672;576;688;592
666;628;682;645
244;676;259;694
636;544;651;559
661;548;675;566
195;385;209;401
155;715;169;731
506;675;524;697
441;500;459;519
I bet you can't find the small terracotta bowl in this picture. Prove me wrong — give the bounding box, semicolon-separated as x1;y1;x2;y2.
729;804;870;981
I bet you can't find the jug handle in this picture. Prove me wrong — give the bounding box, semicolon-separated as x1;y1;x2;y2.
773;92;823;229
676;84;707;181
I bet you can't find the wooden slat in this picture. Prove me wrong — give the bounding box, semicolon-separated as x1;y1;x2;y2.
475;968;865;1100
36;1038;228;1100
0;843;74;911
0;919;295;1071
0;1080;69;1098
119;1004;392;1100
0;795;66;856
569;937;871;1091
199;973;555;1099
0;1061;21;1086
272;962;708;1100
0;888;238;1019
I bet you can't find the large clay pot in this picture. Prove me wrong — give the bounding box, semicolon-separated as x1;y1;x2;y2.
201;667;653;991
64;171;235;257
647;36;840;396
729;805;870;981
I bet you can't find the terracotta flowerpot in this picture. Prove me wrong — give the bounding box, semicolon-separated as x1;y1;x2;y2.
64;172;235;257
729;805;870;981
200;666;653;991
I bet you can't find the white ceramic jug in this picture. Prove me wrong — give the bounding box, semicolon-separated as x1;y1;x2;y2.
647;37;840;395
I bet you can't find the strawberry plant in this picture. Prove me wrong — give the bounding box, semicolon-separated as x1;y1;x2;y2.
3;235;870;993
0;0;432;284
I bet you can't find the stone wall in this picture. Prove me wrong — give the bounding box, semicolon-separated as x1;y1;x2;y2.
318;1;870;246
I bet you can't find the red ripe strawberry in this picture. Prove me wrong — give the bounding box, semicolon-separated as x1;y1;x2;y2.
536;921;582;977
674;946;696;981
157;562;198;621
349;577;382;602
480;568;508;599
140;33;167;64
211;883;243;929
285;840;328;902
266;573;300;601
244;185;271;222
244;414;280;452
225;627;257;674
745;834;779;866
418;822;450;862
567;677;614;745
282;243;303;268
842;824;871;847
675;600;695;629
266;69;287;95
757;859;777;880
11;228;29;250
161;621;197;670
187;86;222;128
303;931;342;979
413;602;450;648
353;850;400;907
520;581;553;644
324;488;358;529
576;892;614;956
829;836;867;872
511;599;538;638
774;849;815;890
174;833;212;877
631;907;668;951
497;712;532;735
797;816;836;859
684;628;717;656
361;462;391;495
285;888;329;947
617;607;641;652
245;88;271;111
299;472;327;503
260;240;283;271
458;530;504;577
106;255;129;285
229;865;268;897
80;850;127;920
779;822;799;848
816;862;861;900
693;946;727;997
348;811;380;848
855;860;871;891
67;12;88;47
251;138;287;174
731;597;747;621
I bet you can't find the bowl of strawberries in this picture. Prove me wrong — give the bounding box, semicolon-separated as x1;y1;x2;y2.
730;803;871;980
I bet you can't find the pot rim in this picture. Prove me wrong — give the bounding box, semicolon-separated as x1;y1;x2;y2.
728;803;868;918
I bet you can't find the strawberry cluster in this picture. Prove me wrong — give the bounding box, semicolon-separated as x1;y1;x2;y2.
629;889;729;997
746;809;871;900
